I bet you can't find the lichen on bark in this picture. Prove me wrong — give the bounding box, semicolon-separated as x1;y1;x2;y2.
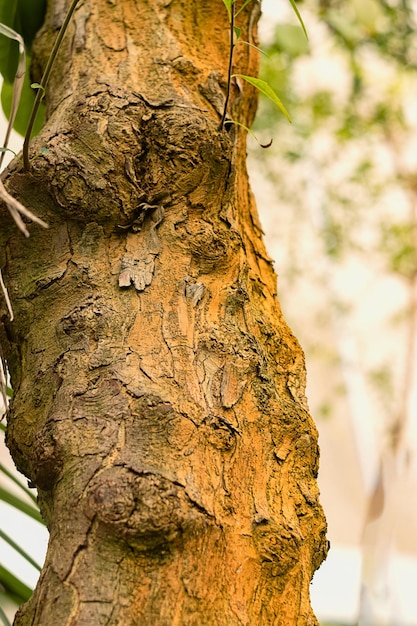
0;1;327;624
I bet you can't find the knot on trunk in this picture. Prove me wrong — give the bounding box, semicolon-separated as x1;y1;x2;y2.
84;466;207;551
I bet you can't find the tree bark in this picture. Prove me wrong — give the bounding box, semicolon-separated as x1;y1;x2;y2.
0;0;327;624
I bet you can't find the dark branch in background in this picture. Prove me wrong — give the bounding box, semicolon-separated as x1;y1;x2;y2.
23;0;82;170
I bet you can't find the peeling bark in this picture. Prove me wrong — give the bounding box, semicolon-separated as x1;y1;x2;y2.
0;0;327;624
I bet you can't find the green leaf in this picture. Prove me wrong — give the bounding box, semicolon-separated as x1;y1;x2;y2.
0;1;19;83
0;486;44;524
0;0;46;50
234;26;241;41
287;0;308;40
15;0;47;49
0;0;46;83
233;74;292;122
221;0;233;20
239;40;270;58
31;82;46;105
0;563;32;604
0;529;41;571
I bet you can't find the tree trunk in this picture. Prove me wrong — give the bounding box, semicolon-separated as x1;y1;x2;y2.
0;0;327;623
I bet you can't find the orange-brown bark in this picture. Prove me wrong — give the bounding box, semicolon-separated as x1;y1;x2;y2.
0;1;327;624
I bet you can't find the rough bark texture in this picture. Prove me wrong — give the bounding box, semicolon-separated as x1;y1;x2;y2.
0;0;327;624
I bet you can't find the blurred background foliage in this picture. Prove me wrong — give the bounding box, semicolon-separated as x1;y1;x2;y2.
252;0;417;418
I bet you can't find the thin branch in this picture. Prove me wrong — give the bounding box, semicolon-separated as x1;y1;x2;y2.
0;269;13;321
219;2;236;129
23;0;82;170
0;345;7;413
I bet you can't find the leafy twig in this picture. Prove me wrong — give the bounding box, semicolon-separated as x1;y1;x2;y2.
288;0;308;40
219;0;294;133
